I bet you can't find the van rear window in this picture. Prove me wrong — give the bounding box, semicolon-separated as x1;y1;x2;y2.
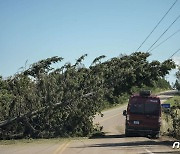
130;103;144;114
129;99;160;115
144;102;160;115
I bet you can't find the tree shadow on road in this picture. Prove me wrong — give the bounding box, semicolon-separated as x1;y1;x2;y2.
85;139;179;151
89;132;150;139
89;134;125;139
141;151;180;154
87;140;179;153
73;138;179;153
87;140;175;147
75;135;180;153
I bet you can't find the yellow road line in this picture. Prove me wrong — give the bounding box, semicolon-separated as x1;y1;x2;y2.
99;113;121;123
53;113;121;153
145;148;154;154
53;142;65;154
59;141;70;154
53;141;70;154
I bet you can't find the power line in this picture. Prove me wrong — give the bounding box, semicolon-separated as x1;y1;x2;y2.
149;29;180;52
147;14;180;52
135;0;178;52
169;48;180;59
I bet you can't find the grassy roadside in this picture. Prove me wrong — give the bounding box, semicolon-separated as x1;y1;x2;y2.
151;88;171;95
163;95;180;106
0;137;89;145
0;138;70;145
161;93;180;139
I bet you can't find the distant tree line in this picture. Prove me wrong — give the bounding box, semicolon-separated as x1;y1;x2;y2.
0;52;176;139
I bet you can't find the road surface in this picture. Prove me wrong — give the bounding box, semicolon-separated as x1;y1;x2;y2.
0;90;179;154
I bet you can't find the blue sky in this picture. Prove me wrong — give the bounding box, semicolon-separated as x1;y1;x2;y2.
0;0;180;83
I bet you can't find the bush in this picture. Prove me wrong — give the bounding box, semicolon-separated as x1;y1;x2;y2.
163;96;180;139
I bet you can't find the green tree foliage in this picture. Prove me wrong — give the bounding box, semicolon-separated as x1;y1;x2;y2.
170;101;180;139
97;52;175;103
163;97;180;139
166;66;180;139
153;78;171;90
0;52;176;139
174;67;180;91
174;80;180;91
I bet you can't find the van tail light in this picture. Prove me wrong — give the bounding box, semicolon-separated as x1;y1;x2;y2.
127;114;130;121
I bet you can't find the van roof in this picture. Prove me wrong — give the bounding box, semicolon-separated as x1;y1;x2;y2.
131;94;159;99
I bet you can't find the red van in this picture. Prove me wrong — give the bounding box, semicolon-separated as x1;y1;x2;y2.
123;90;161;138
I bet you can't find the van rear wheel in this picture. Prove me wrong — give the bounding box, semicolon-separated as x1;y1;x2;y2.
125;129;131;137
151;132;160;139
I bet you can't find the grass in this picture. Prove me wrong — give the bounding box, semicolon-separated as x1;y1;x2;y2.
161;112;173;135
151;88;172;95
0;137;88;145
0;138;68;145
161;93;180;139
102;101;128;112
164;95;180;106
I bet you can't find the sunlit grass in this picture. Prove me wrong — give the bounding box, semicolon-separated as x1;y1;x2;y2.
0;137;88;145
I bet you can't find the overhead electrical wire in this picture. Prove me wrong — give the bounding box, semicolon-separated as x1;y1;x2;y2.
147;14;180;52
169;48;180;59
135;0;178;52
149;29;180;52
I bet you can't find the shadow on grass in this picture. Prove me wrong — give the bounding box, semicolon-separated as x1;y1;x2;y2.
160;96;173;101
158;91;179;96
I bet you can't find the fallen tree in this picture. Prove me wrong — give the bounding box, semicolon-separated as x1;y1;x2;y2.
0;52;176;139
0;92;95;128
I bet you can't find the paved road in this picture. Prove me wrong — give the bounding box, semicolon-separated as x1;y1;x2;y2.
0;90;179;154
